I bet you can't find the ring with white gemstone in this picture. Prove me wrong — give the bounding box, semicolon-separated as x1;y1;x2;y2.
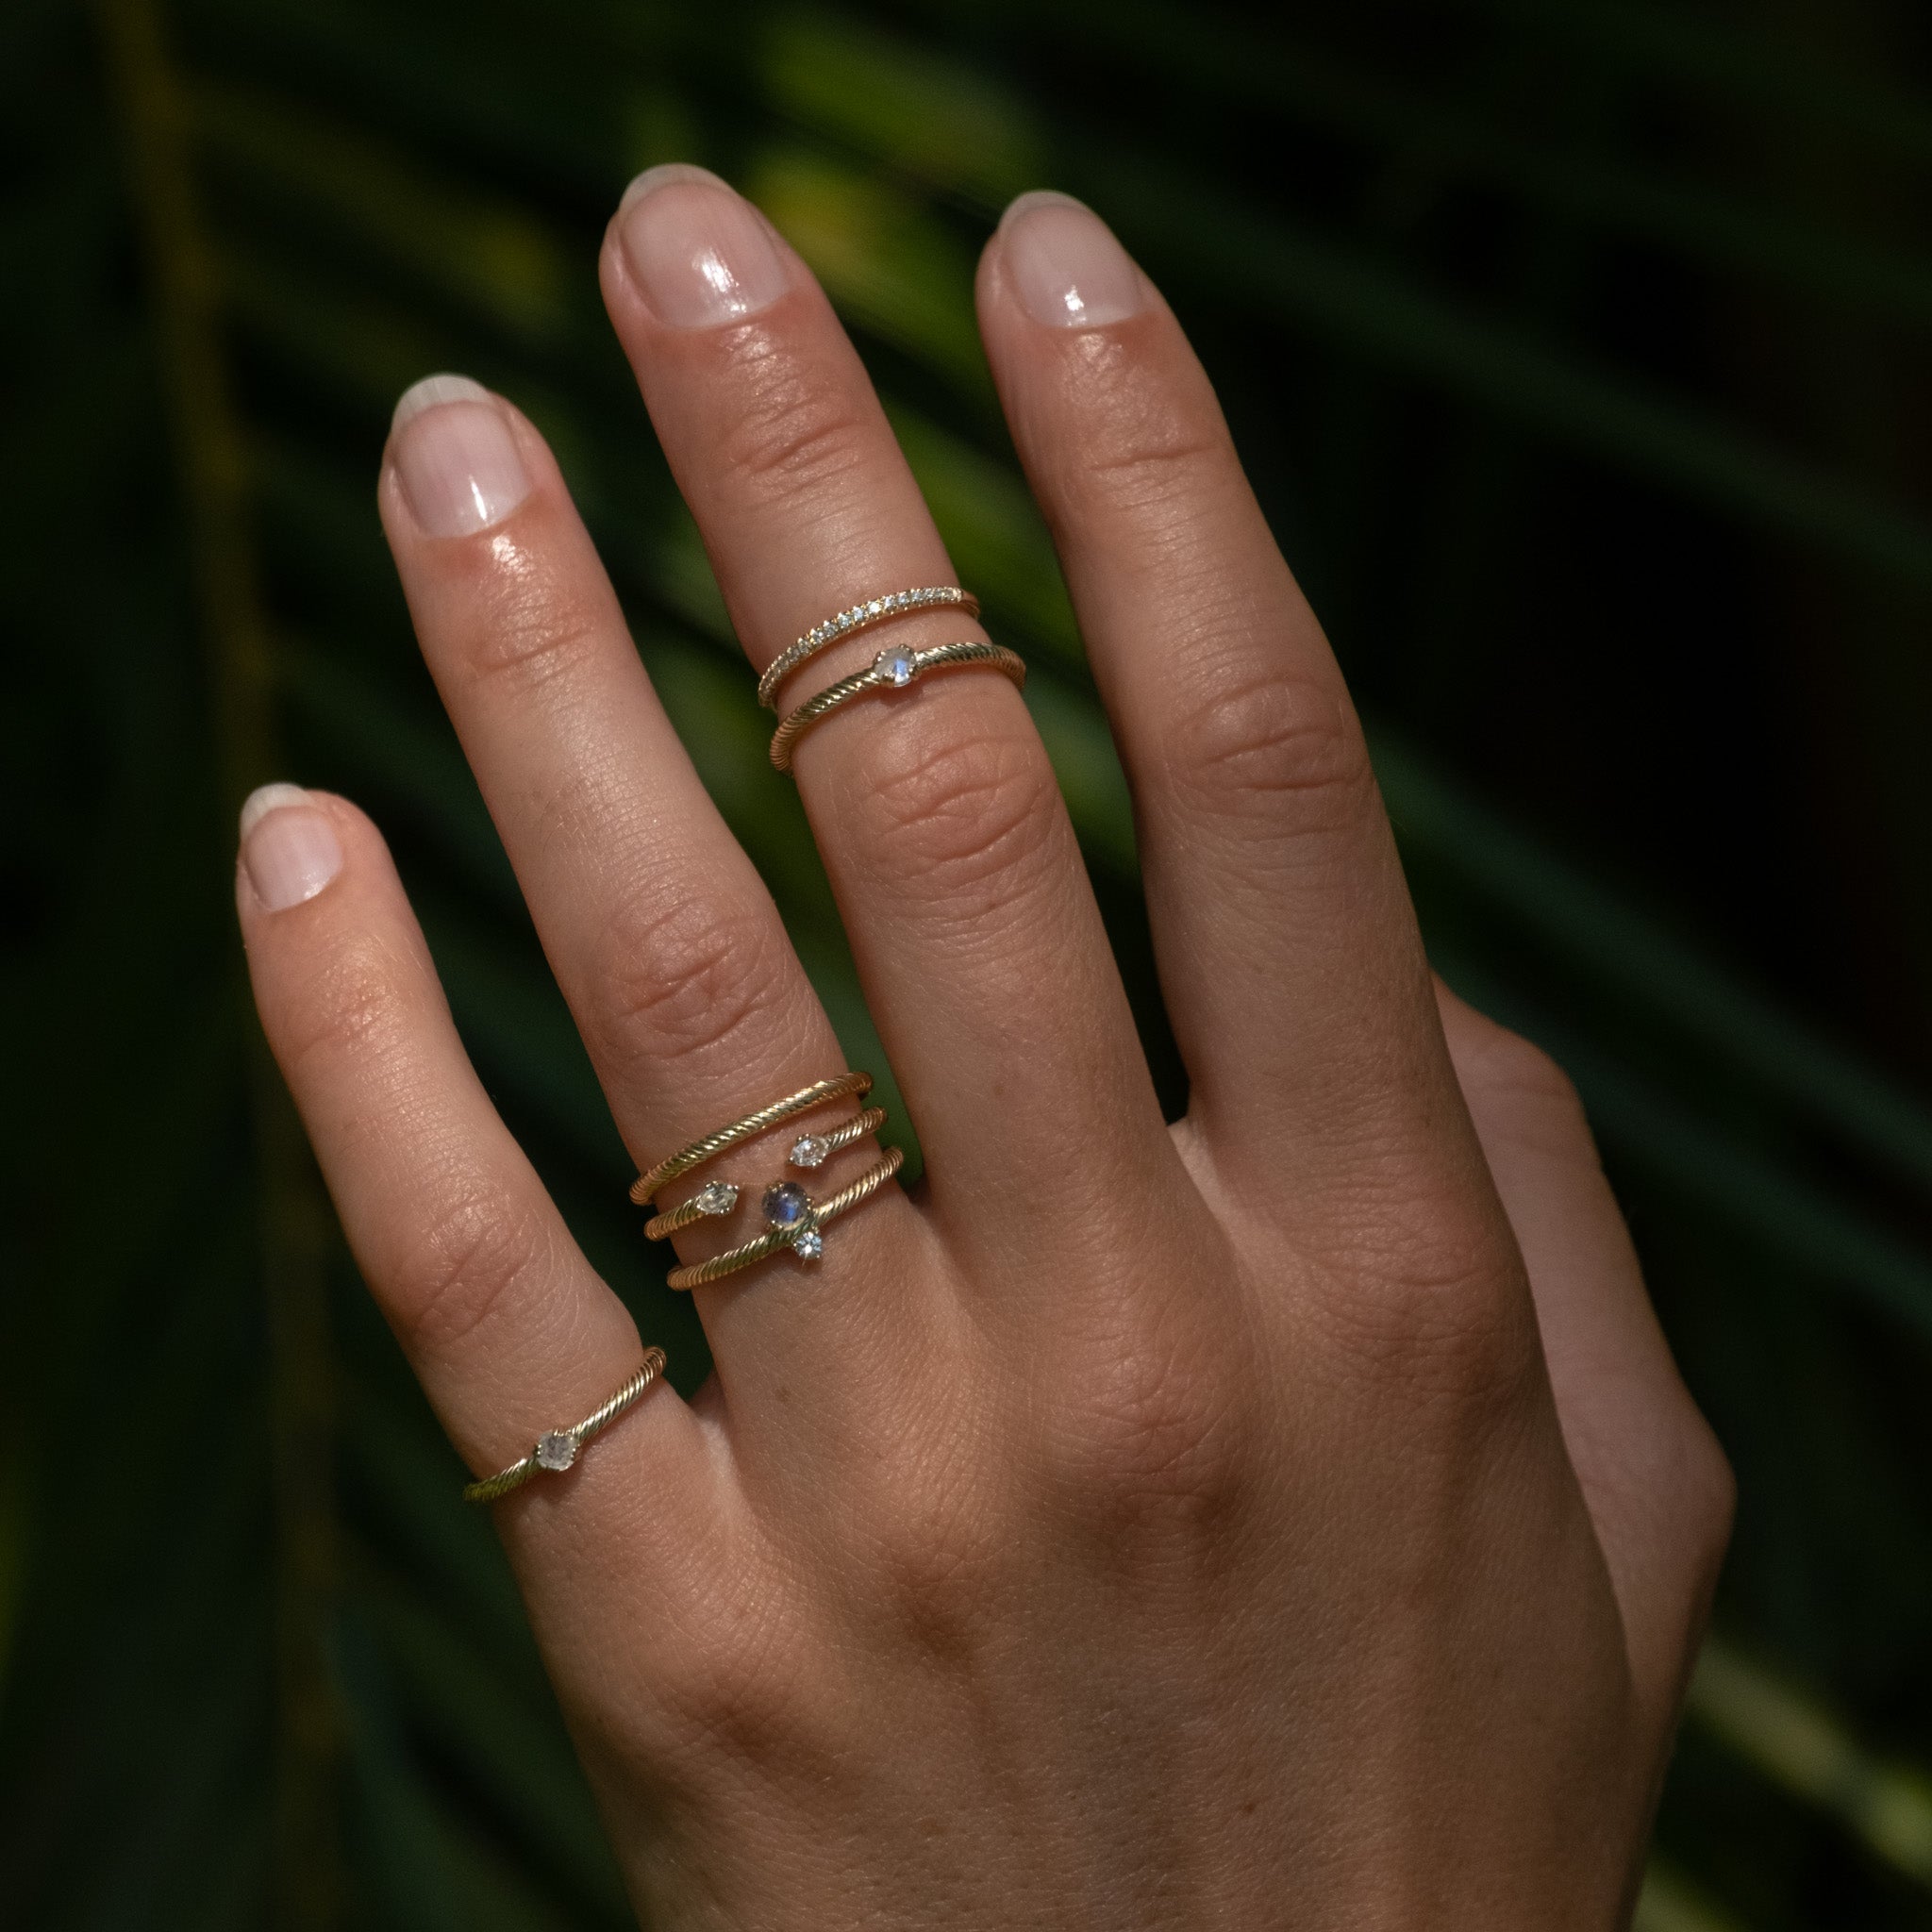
461;1350;667;1505
786;1105;888;1173
643;1178;741;1242
768;641;1027;774
756;586;980;710
668;1147;905;1291
630;1072;874;1208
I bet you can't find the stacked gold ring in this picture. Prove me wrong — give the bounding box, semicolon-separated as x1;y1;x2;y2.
630;1072;873;1206
642;1105;888;1240
633;1073;899;1289
668;1147;904;1291
758;585;980;709
770;640;1027;773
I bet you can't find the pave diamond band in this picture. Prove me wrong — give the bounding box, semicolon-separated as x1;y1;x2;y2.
756;586;980;710
630;1073;874;1207
461;1350;667;1505
769;641;1027;774
668;1147;904;1291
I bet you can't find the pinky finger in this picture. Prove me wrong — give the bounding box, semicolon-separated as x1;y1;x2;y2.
235;782;708;1518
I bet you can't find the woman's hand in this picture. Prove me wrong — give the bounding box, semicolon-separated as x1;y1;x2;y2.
237;172;1732;1928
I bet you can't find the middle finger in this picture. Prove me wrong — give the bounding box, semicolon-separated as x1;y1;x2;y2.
598;167;1182;1259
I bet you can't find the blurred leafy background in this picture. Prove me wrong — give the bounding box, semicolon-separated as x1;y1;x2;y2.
6;0;1932;1924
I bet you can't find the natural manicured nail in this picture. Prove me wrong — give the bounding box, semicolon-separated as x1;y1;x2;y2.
390;374;531;537
617;164;788;329
241;785;343;911
1000;191;1145;329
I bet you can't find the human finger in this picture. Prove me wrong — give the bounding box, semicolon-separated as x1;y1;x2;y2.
975;193;1467;1209
1437;982;1733;1735
234;783;711;1530
597;167;1182;1268
377;375;936;1409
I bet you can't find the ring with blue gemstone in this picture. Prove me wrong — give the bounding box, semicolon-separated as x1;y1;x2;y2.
668;1146;905;1291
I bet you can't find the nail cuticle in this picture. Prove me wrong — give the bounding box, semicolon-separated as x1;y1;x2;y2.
617;172;789;330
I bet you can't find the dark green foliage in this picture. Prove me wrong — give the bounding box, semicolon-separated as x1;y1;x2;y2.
5;1;1932;1924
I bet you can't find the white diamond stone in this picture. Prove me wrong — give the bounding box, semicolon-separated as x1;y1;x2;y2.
793;1226;824;1260
791;1133;829;1169
535;1431;577;1472
876;644;918;687
691;1180;740;1216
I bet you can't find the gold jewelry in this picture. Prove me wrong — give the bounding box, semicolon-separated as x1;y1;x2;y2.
757;587;980;709
770;641;1027;774
630;1072;873;1207
462;1350;666;1505
668;1146;904;1290
642;1106;889;1240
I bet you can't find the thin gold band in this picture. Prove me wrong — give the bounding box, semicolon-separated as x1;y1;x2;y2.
462;1350;667;1504
630;1072;874;1207
668;1147;904;1290
770;641;1027;774
757;586;980;709
642;1105;890;1240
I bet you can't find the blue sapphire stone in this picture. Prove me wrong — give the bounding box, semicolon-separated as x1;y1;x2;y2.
762;1181;811;1229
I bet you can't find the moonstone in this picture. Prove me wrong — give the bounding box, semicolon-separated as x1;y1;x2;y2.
534;1431;577;1472
762;1180;811;1228
875;643;918;687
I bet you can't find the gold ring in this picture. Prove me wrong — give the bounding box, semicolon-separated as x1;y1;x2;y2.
462;1350;667;1504
770;641;1027;774
630;1073;874;1207
757;586;979;709
668;1147;904;1290
642;1106;889;1240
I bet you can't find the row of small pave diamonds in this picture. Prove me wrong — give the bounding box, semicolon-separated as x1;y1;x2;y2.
756;585;980;709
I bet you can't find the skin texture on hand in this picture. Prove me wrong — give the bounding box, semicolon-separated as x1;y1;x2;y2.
236;172;1733;1930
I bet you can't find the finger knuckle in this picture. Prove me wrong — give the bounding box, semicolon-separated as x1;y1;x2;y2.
393;1190;555;1351
1162;667;1374;836
1051;1319;1251;1541
1310;1194;1533;1415
456;560;607;696
854;724;1059;916
1473;1027;1581;1112
651;1574;819;1764
858;1438;1010;1658
715;354;874;510
589;892;795;1074
1070;382;1230;526
281;936;410;1084
1669;1408;1737;1585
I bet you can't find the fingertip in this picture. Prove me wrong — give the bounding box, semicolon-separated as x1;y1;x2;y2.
237;783;346;914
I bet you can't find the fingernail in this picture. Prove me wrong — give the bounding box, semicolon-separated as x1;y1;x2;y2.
241;785;343;911
390;374;531;537
1000;191;1145;329
617;165;788;329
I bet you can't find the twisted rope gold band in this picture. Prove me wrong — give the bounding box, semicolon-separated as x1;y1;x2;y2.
757;586;979;709
462;1350;667;1505
642;1106;889;1240
630;1072;874;1206
668;1147;904;1290
770;641;1027;773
